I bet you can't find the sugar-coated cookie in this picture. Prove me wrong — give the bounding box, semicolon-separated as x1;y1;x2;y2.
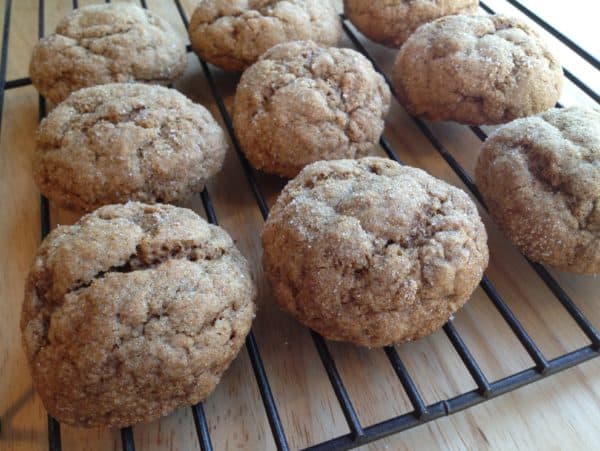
30;4;187;104
188;0;342;71
476;107;600;274
392;14;563;125
262;158;488;347
21;202;256;427
233;41;390;178
34;83;227;212
344;0;479;48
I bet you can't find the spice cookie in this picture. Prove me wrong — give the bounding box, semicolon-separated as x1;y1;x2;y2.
344;0;479;48
188;0;342;72
392;14;563;125
33;83;227;213
233;41;391;178
21;202;256;427
262;158;488;347
30;4;187;104
476;107;600;274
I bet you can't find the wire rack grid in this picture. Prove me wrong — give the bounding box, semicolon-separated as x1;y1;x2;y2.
0;0;598;450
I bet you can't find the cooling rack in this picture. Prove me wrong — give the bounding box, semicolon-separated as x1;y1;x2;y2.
1;0;598;450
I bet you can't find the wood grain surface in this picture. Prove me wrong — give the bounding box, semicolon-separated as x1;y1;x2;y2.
1;0;599;450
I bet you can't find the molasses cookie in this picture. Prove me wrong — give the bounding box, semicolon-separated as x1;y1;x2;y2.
33;83;227;213
262;158;488;347
392;14;563;125
188;0;342;72
476;107;600;274
21;202;256;427
30;4;187;104
344;0;479;48
233;41;391;178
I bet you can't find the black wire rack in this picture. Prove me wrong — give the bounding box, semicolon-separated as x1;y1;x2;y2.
1;0;598;450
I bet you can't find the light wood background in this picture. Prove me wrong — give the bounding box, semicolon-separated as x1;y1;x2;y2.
1;0;599;450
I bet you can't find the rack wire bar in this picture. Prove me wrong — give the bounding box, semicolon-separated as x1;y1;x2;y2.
0;0;12;134
310;332;366;440
478;2;600;105
382;347;429;419
30;0;62;449
191;403;214;451
479;277;549;371
1;0;591;450
120;427;135;451
4;76;29;89
378;135;403;163
47;416;61;451
493;0;600;70
562;68;600;104
442;322;492;395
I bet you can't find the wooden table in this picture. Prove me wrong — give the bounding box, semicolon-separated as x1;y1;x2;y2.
2;0;599;450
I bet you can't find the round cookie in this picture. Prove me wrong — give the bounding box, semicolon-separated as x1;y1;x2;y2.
30;4;187;104
33;83;227;213
344;0;479;48
188;0;342;72
262;158;488;347
392;14;563;125
21;202;256;427
476;107;600;274
233;41;391;178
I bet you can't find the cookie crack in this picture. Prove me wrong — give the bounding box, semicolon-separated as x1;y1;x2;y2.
61;25;136;43
516;137;597;229
64;242;226;297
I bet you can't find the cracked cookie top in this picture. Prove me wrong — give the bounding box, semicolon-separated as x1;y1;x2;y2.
21;202;256;427
344;0;479;48
392;14;563;125
233;40;391;178
476;107;600;274
33;83;227;213
262;158;488;347
29;3;187;104
188;0;342;71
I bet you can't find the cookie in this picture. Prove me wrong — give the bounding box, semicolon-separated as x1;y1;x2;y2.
392;14;563;125
21;202;256;427
188;0;342;72
344;0;479;48
233;41;391;178
476;107;600;274
29;4;187;104
262;158;488;347
33;83;227;213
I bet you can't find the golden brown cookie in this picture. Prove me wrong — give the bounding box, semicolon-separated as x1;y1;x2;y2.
21;202;256;428
33;83;227;213
30;4;187;104
188;0;342;72
476;107;600;274
262;158;488;347
233;41;391;178
392;14;563;125
344;0;479;48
